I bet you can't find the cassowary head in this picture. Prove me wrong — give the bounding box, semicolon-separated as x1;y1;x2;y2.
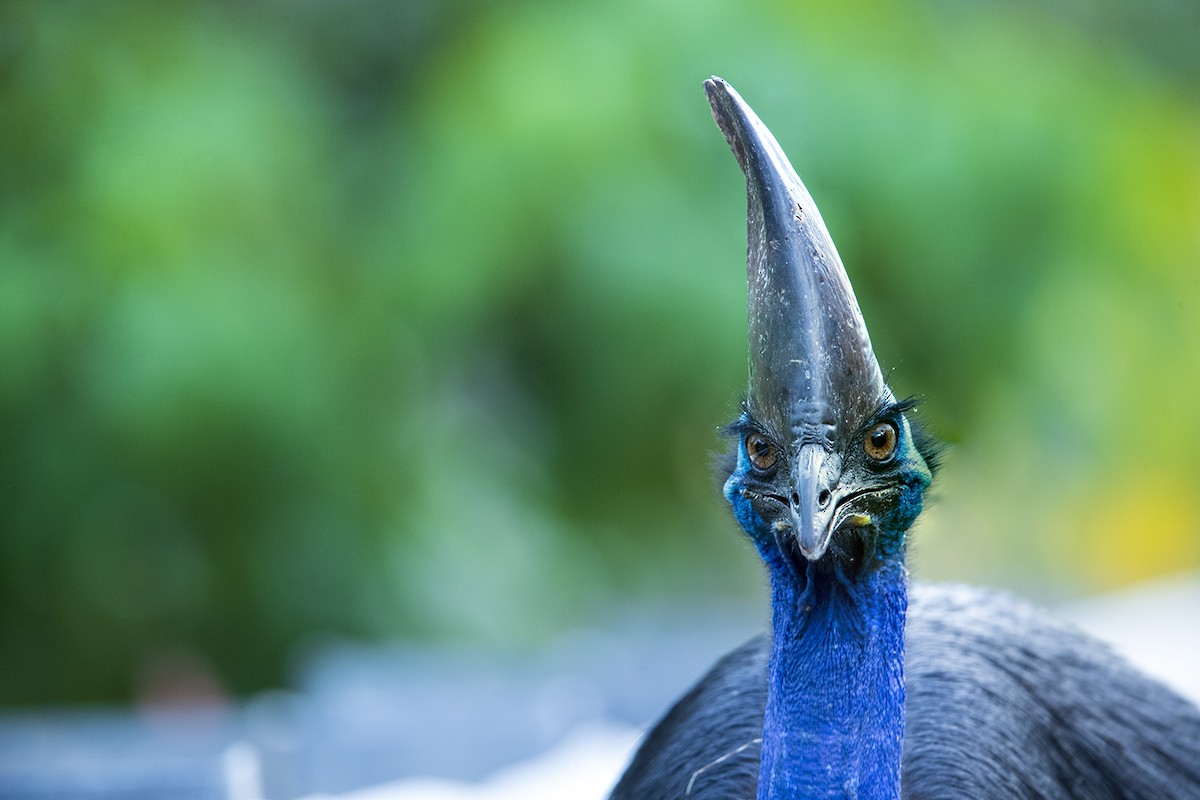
706;78;939;574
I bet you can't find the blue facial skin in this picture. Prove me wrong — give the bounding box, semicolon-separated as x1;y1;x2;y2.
722;407;933;800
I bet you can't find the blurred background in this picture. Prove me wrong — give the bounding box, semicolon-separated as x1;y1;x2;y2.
1;0;1198;795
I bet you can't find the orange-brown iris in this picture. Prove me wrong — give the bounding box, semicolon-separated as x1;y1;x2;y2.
865;422;898;461
745;432;777;471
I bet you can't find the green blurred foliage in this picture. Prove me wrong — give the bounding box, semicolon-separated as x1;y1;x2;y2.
0;0;1197;704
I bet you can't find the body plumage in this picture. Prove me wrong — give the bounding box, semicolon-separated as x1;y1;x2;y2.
612;583;1200;798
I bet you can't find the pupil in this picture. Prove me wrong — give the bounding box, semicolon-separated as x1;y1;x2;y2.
873;429;888;446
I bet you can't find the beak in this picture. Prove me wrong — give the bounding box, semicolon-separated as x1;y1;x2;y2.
789;444;840;560
704;77;888;448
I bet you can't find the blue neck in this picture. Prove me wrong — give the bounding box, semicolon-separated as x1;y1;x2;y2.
758;553;908;800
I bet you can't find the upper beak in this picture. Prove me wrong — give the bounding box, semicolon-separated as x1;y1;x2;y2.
789;444;840;560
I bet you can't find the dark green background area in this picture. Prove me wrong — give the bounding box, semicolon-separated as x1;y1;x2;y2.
2;0;1197;705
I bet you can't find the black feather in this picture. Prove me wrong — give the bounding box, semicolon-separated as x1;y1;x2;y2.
610;583;1200;800
611;638;767;800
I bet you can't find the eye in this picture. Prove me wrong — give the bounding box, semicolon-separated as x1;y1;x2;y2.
864;422;898;462
745;432;777;471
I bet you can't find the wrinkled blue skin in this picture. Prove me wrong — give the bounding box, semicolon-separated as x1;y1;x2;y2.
724;412;932;800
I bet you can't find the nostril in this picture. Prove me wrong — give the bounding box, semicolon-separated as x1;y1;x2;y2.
790;491;800;506
818;489;831;507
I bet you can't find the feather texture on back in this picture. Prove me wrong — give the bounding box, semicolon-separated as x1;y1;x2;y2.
610;582;1200;800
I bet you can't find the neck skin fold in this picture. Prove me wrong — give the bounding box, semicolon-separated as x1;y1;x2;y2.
758;553;908;800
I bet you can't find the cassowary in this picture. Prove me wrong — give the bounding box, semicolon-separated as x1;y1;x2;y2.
609;77;1200;800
